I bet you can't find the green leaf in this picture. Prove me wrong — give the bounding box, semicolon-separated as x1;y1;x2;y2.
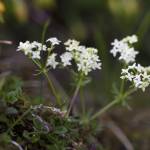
0;76;23;103
54;126;68;135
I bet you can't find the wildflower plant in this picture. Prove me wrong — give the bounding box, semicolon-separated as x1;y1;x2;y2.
17;37;102;117
16;34;150;122
2;33;150;149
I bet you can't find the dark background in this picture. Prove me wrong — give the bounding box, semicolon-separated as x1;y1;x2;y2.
0;0;150;149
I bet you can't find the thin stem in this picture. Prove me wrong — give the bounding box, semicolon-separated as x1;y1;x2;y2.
80;88;85;116
90;87;137;121
32;59;42;69
7;107;31;133
41;19;50;45
90;98;119;121
66;77;83;116
123;88;136;98
32;58;61;106
119;63;127;95
120;79;125;95
44;71;62;106
40;20;49;100
32;59;44;99
90;77;126;121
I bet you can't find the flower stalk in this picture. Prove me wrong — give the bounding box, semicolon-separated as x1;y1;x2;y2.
90;98;119;121
90;86;136;121
80;88;86;116
66;75;83;116
43;70;62;106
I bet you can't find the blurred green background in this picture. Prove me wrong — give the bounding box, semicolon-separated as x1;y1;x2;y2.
1;0;150;149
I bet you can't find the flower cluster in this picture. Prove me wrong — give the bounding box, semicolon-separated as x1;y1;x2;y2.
17;38;101;75
17;38;60;69
17;41;46;58
110;35;139;64
121;63;150;91
61;39;101;75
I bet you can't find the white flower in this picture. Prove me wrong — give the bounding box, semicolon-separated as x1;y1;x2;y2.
119;47;139;64
64;39;80;46
64;39;80;51
32;41;47;51
121;63;150;91
17;41;33;55
46;53;58;69
133;74;142;88
110;35;138;64
60;52;73;66
77;46;86;52
46;37;61;46
17;41;47;58
64;39;102;75
17;38;102;74
32;41;41;49
76;48;101;75
32;51;41;59
122;35;138;44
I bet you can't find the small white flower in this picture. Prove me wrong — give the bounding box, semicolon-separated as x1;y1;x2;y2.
60;52;73;66
64;39;80;51
122;35;138;44
17;41;47;58
32;41;41;49
87;47;98;54
76;49;101;75
17;41;33;55
32;41;47;51
46;53;58;69
119;47;139;64
77;45;86;52
64;40;102;75
121;63;150;91
64;39;80;46
110;39;123;57
110;35;138;64
32;51;41;59
134;74;142;88
46;37;61;46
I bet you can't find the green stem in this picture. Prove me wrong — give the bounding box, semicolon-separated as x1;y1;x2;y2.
41;20;50;45
90;98;119;121
32;59;42;69
44;71;62;106
123;88;136;98
32;59;61;106
90;87;136;121
7;107;31;133
120;79;125;95
66;76;83;117
90;78;126;121
80;88;85;116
